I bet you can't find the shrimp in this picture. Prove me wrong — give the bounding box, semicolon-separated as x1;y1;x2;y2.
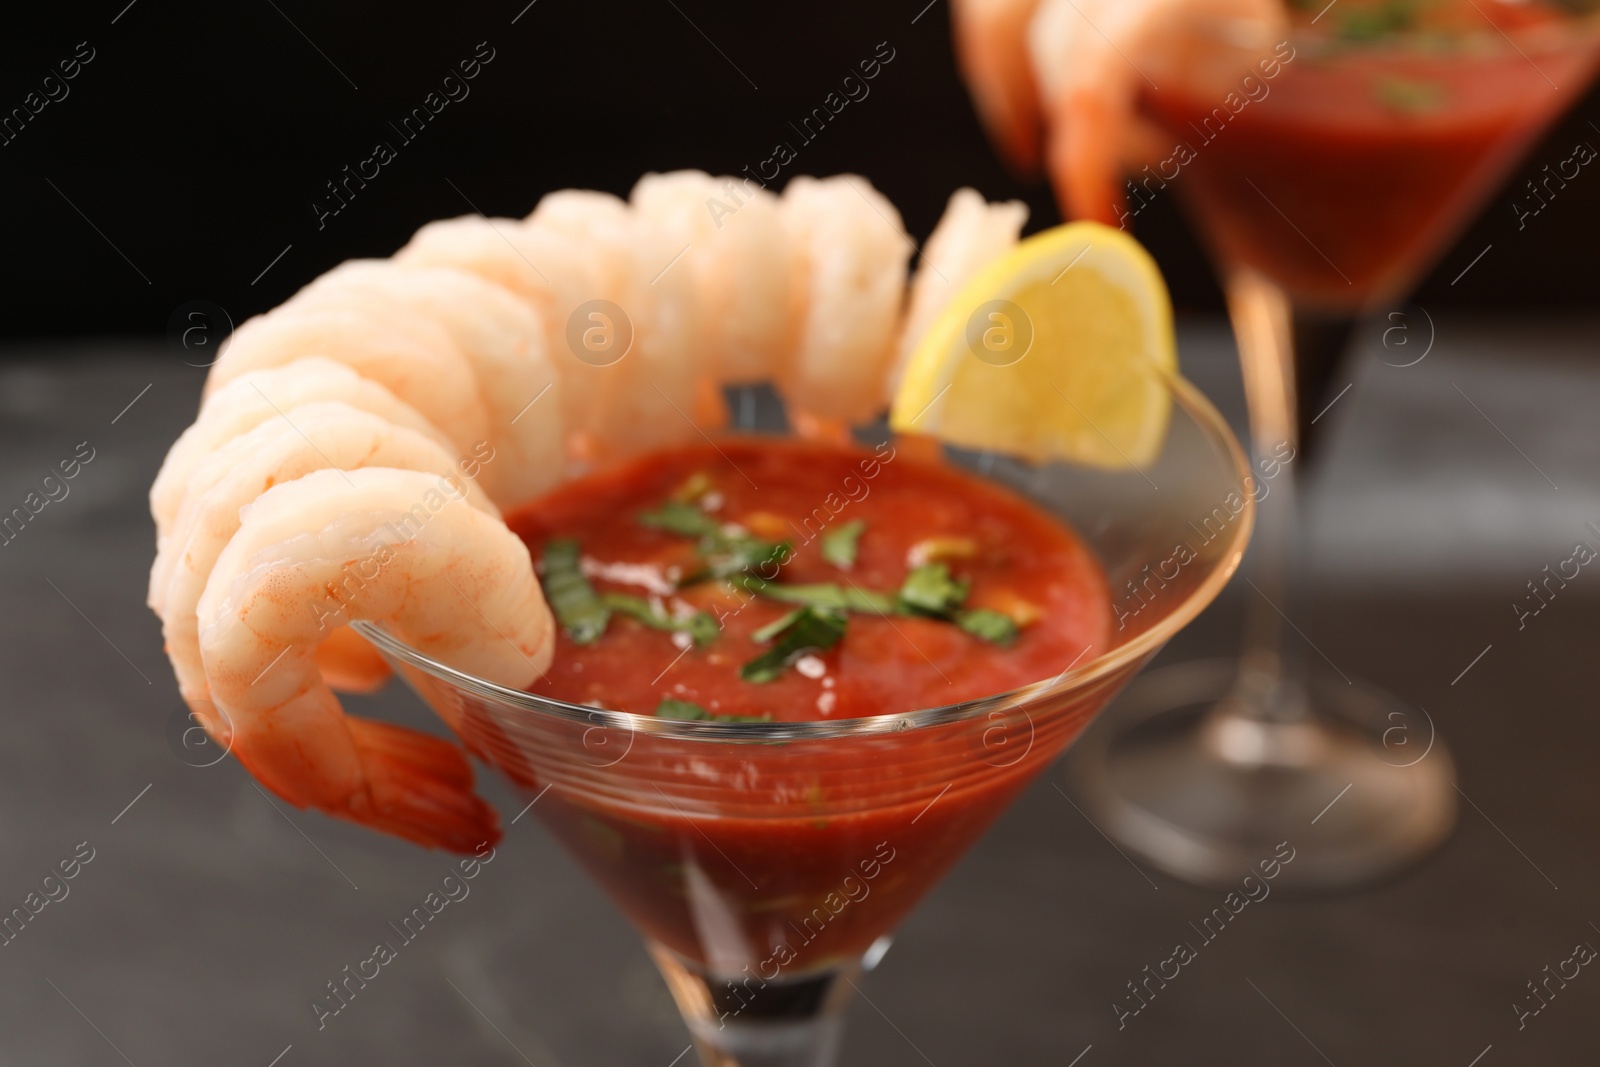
395;216;598;370
394;214;618;462
526;189;710;463
1026;0;1146;225
395;214;593;314
630;170;797;387
288;259;564;508
951;0;1048;175
525;191;658;453
526;189;631;225
154;401;496;711
149;358;449;543
1025;0;1285;223
888;188;1028;392
195;467;552;852
310;627;394;694
146;170;1017;853
525;189;634;292
778;175;912;428
204;303;491;459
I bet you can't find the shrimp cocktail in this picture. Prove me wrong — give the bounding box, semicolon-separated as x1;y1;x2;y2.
149;168;1253;1064
953;0;1600;890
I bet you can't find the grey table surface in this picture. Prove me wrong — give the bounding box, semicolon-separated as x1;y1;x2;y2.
1;319;1597;1066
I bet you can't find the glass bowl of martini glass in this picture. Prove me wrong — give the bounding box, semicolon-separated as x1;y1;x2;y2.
353;365;1253;1067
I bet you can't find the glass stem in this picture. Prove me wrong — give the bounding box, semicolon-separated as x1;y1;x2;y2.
650;942;858;1067
1211;270;1354;751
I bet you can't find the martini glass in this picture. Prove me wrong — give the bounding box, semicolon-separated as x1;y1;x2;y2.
353;368;1252;1067
1070;6;1600;888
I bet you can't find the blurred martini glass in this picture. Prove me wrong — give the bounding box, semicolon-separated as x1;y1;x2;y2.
1062;1;1600;888
355;368;1252;1067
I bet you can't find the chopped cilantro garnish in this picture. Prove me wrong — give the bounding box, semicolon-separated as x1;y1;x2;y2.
640;500;791;585
845;585;901;614
955;608;1021;647
820;519;866;569
639;500;723;539
898;563;971;616
542;540;610;645
543;539;720;648
737;567;1016;646
600;592;719;647
702;536;791;582
751;608;804;644
656;698;712;720
654;698;772;723
640;502;1024;659
685;613;721;646
740;606;847;684
897;565;1019;645
735;574;897;614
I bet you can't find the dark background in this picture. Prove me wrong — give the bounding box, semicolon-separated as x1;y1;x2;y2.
3;0;1598;343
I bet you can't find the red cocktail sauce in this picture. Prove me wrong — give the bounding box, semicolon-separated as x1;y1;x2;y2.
501;438;1112;977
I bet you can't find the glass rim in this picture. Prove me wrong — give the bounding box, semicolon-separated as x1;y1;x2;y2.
1212;8;1600;53
353;371;1254;744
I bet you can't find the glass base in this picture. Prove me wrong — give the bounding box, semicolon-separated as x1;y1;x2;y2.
1070;659;1457;891
650;942;877;1067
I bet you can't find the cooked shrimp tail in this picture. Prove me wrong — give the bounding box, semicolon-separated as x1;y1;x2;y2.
313;628;393;693
1020;0;1287;226
331;718;497;852
196;467;552;852
1044;88;1126;226
1027;0;1133;226
952;0;1047;175
215;679;498;852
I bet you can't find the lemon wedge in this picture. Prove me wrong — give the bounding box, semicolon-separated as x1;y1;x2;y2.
890;222;1176;468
